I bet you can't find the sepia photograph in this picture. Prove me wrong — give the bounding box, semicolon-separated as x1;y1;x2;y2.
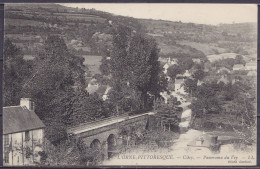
2;3;257;166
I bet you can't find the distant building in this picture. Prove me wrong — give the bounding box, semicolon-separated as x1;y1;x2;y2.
182;70;192;77
233;64;245;71
217;67;230;74
192;58;201;64
163;57;178;74
245;62;257;70
176;70;191;79
218;75;230;84
102;86;112;101
175;78;186;94
86;79;100;94
197;80;203;86
95;85;112;101
3;98;45;166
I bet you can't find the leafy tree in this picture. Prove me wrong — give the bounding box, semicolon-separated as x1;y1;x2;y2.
156;96;182;131
127;33;162;107
106;25;165;113
190;81;223;123
212;58;235;70
99;56;111;76
21;35;108;143
178;57;194;70
3;39;33;106
167;64;185;81
235;55;246;65
191;63;205;80
183;78;198;96
23;35;86;120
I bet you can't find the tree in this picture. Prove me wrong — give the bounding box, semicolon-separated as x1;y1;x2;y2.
127;33;162;107
184;78;197;96
99;56;111;76
156;96;182;131
21;35;108;143
178;57;194;70
107;25;132;113
191;63;205;81
167;65;184;81
23;35;86;119
3;39;33;106
235;55;246;65
107;26;165;113
190;81;223;126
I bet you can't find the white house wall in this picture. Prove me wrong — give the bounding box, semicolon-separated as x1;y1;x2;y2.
3;129;44;166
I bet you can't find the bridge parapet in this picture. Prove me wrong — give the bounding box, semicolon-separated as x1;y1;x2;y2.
67;112;153;138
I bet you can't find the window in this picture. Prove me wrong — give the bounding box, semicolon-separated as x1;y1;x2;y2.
25;131;30;141
26;147;31;159
4;152;9;163
3;136;9;163
4;135;9;147
3;135;9;164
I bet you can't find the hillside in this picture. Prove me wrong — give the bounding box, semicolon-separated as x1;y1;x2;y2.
4;4;257;74
141;19;257;56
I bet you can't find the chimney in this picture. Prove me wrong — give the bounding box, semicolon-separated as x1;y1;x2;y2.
20;98;35;111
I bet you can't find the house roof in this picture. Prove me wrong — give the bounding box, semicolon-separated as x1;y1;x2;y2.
175;79;184;84
3;106;45;134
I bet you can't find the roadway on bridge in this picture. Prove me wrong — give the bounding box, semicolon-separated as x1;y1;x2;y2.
68;112;155;135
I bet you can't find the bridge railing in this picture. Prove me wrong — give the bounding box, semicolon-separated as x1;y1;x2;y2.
67;113;130;133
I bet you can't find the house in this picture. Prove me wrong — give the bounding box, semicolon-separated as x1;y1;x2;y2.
245;62;257;70
217;67;230;74
176;70;191;79
3;98;45;166
197;80;203;86
192;58;201;64
232;64;245;71
95;85;112;101
102;86;112;101
217;75;230;84
86;79;100;94
175;78;186;94
182;70;192;78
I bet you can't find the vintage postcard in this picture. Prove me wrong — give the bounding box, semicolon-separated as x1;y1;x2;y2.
2;3;257;166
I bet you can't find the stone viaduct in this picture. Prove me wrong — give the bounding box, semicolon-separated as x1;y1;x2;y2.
67;112;154;159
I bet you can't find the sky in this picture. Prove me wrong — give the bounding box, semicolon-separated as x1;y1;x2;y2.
60;3;257;25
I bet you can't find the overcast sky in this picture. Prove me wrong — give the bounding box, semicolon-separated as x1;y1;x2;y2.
60;3;257;25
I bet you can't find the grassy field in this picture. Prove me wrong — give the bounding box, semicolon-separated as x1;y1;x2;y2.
5;18;45;27
176;40;227;55
206;53;237;62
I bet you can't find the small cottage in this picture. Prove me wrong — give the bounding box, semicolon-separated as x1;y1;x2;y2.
3;98;45;166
